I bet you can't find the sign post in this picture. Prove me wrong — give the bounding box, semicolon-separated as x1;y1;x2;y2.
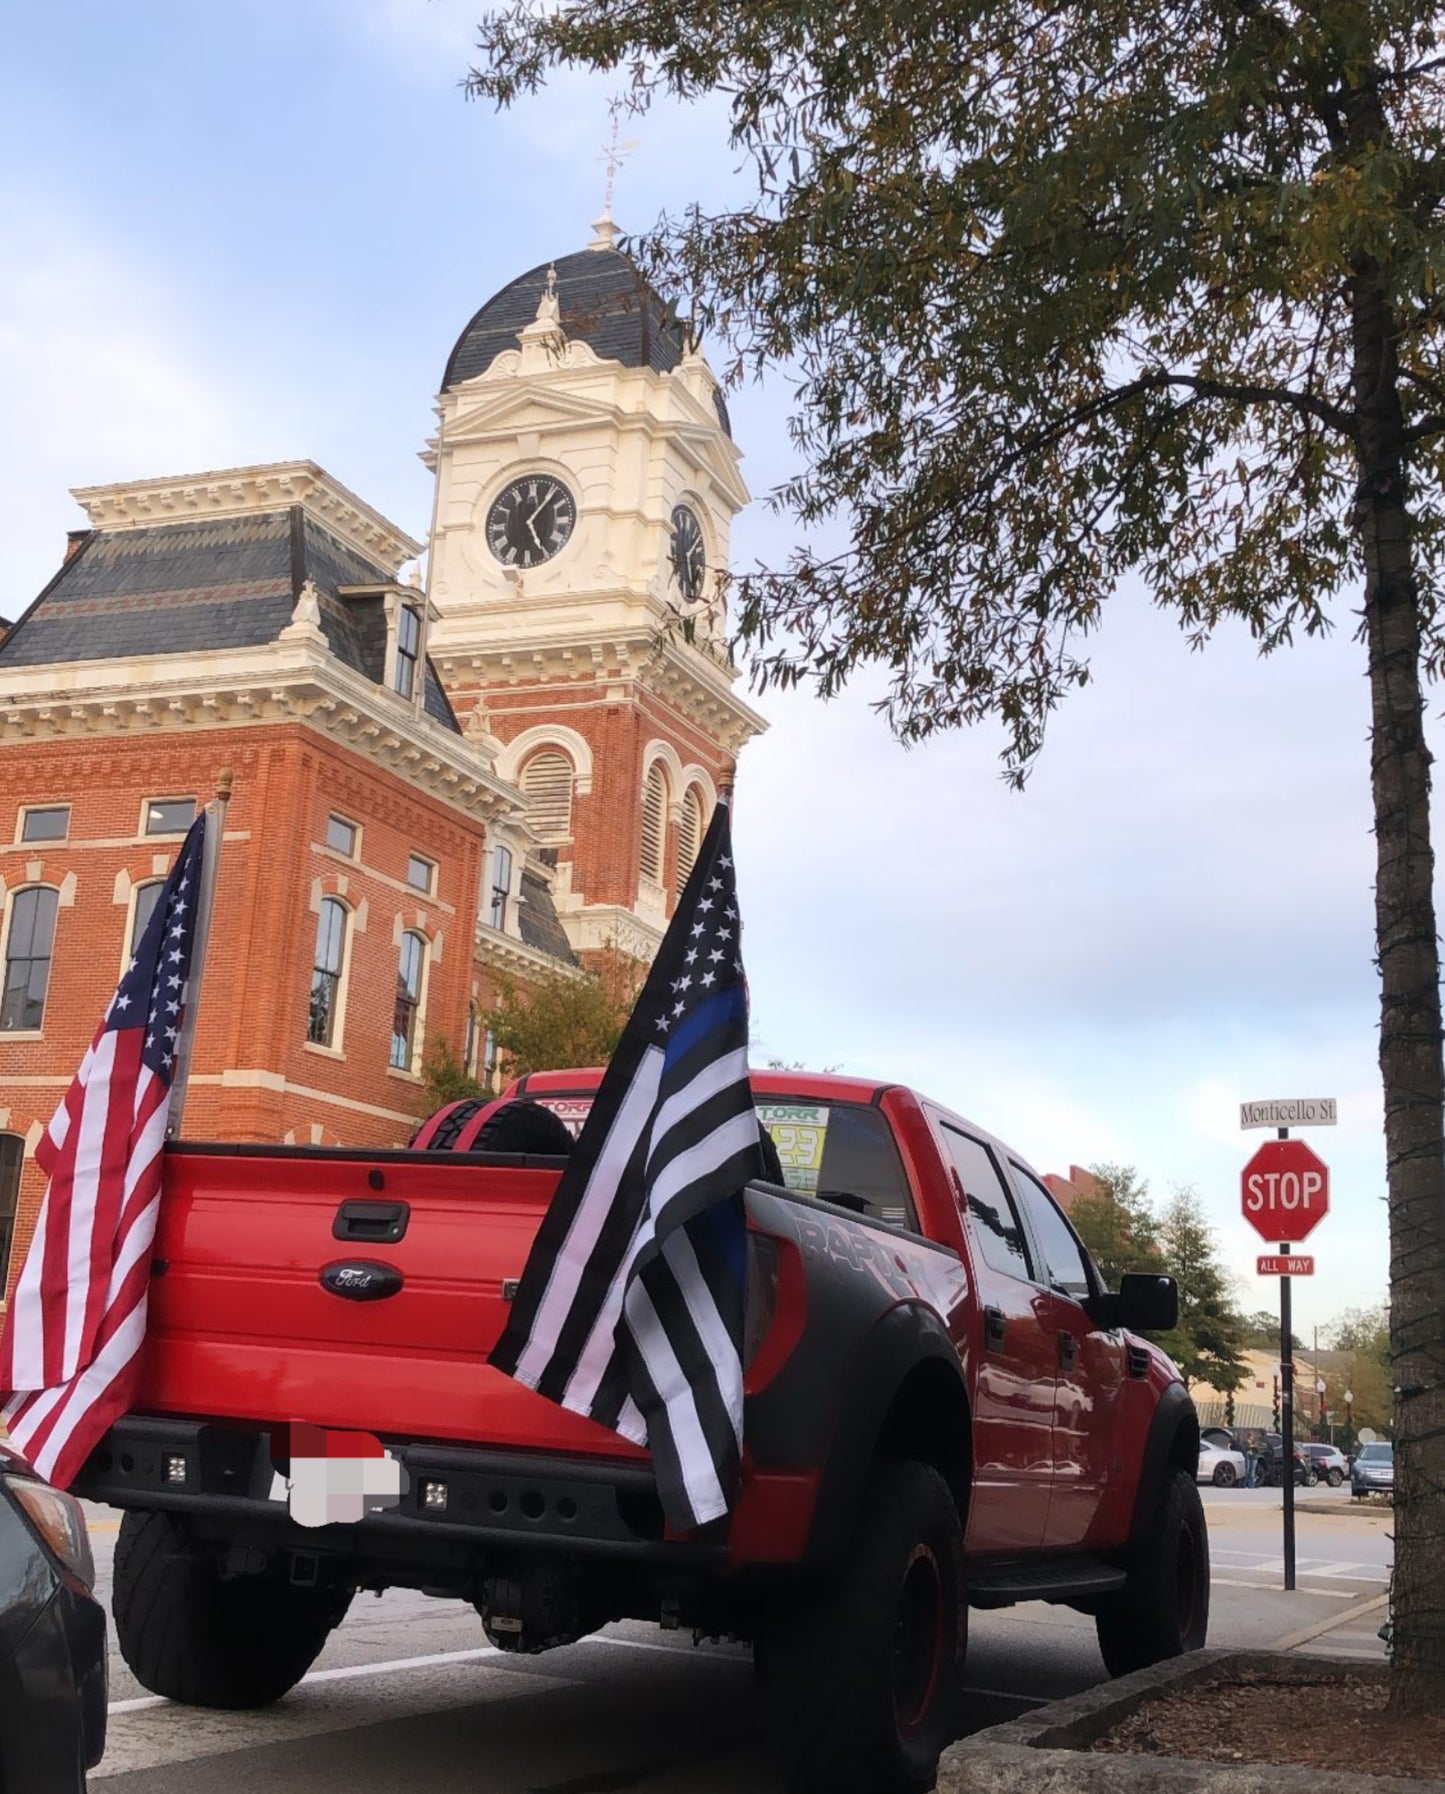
1240;1105;1332;1593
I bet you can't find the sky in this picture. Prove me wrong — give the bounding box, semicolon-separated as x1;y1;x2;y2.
0;0;1412;1336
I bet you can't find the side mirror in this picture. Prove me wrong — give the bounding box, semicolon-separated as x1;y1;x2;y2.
1115;1272;1178;1332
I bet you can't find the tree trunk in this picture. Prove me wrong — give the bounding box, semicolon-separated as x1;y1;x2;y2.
1351;242;1445;1711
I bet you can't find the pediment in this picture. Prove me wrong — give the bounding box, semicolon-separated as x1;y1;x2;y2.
443;382;620;442
671;421;750;508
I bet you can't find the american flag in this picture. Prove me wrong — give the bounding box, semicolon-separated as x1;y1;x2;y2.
0;815;207;1488
491;798;766;1529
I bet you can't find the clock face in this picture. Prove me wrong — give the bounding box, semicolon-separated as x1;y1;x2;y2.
486;475;576;569
670;504;706;602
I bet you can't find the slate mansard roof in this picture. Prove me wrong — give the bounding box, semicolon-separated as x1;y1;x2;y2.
516;867;579;967
0;507;459;733
442;246;732;437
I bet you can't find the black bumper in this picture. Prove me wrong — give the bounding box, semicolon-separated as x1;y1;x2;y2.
74;1416;725;1570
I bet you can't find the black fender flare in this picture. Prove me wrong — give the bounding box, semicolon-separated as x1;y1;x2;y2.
803;1303;972;1568
1126;1379;1199;1552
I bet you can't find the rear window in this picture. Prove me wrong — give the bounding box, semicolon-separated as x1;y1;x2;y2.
529;1090;916;1231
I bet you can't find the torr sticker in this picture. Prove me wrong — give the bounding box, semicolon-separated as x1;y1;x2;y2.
757;1103;830;1193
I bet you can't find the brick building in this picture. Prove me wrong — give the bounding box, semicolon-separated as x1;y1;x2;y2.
0;223;765;1298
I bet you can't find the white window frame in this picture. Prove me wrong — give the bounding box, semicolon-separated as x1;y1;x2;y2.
140;796;197;838
325;813;361;860
18;805;70;845
390;928;430;1075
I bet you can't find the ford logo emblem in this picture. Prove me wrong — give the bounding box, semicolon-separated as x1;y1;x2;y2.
319;1260;403;1302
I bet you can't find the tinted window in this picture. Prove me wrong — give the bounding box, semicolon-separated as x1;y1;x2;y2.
940;1125;1032;1279
756;1100;915;1229
1011;1164;1092;1298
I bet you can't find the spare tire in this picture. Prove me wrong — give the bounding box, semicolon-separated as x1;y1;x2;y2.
410;1096;575;1156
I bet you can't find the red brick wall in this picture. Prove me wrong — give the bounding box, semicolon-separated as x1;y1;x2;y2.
454;676;735;915
0;724;485;1297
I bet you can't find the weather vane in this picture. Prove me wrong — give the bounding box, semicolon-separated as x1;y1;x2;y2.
599;110;640;221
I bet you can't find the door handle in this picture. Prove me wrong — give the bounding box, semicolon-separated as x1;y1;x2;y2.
1059;1329;1078;1370
984;1306;1007;1350
332;1200;410;1244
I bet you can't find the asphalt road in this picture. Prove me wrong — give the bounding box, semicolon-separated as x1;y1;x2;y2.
83;1483;1393;1793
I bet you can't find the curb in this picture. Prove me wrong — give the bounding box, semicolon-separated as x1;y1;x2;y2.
1294;1499;1392;1517
937;1650;1435;1794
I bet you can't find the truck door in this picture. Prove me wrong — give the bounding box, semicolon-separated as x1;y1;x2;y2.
936;1123;1054;1554
1007;1164;1124;1551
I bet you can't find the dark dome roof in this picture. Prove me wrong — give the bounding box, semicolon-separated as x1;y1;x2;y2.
442;246;732;437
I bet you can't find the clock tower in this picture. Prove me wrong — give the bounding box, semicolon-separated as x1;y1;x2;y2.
422;221;766;964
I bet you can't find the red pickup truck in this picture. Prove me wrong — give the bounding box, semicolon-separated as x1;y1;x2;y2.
75;1070;1206;1794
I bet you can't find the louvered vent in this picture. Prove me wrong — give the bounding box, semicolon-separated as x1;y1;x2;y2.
640;765;667;883
677;788;705;876
1127;1343;1150;1379
520;750;574;843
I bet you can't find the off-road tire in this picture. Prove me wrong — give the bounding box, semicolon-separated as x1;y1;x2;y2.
755;1460;965;1794
113;1509;351;1708
1212;1462;1237;1487
1327;1468;1345;1488
1095;1466;1209;1678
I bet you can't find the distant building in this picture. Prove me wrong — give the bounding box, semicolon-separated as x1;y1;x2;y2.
0;220;765;1297
1043;1163;1106;1213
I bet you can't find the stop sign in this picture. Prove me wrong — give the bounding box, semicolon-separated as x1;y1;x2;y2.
1241;1140;1330;1242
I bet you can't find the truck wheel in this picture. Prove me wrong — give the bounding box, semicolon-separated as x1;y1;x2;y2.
756;1461;964;1794
1095;1466;1208;1678
113;1510;351;1708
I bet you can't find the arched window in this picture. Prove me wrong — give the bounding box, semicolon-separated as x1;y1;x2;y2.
0;1133;21;1290
519;749;574;843
130;881;164;958
640;765;667;884
391;930;427;1071
677;788;707;879
308;897;349;1048
1;887;59;1032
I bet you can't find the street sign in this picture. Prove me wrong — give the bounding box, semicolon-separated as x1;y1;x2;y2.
1257;1254;1315;1276
1240;1098;1337;1130
1241;1139;1330;1241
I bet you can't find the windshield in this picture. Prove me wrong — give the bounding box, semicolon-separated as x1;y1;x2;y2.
1358;1442;1393;1462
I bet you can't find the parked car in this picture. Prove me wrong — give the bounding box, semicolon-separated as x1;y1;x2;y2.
1301;1443;1349;1487
1352;1440;1395;1496
1200;1427;1309;1485
0;1441;107;1790
1197;1439;1247;1487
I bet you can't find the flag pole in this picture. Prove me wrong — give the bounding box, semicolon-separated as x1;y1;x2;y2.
166;769;232;1139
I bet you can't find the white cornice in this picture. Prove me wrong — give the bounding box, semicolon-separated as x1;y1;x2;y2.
71;460;423;574
430;623;766;755
475;922;582;981
562;903;665;962
0;643;525;826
